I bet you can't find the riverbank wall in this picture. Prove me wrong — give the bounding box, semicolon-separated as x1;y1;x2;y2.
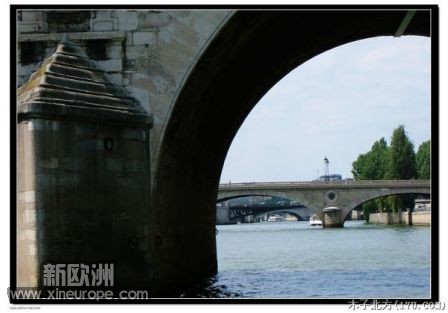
369;211;430;226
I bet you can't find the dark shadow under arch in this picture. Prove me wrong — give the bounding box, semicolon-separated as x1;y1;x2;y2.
150;10;431;295
216;194;293;203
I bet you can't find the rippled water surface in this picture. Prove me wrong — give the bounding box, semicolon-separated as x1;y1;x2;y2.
185;221;431;298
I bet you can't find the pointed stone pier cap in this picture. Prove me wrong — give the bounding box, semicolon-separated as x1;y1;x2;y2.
17;35;152;128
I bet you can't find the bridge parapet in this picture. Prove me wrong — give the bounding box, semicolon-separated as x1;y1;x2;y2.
219;180;430;191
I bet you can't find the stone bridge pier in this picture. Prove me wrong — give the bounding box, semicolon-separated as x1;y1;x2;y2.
321;207;344;228
17;38;153;290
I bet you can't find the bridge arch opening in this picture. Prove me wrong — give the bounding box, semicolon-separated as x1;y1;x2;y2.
265;211;304;221
151;10;431;294
216;194;310;224
341;192;431;225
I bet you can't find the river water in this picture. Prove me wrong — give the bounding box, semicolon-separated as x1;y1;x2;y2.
185;221;431;299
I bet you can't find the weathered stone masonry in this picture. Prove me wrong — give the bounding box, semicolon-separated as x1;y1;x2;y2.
17;37;153;289
17;9;232;170
16;8;232;295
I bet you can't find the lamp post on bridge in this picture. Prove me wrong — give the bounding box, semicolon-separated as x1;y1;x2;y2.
324;156;329;177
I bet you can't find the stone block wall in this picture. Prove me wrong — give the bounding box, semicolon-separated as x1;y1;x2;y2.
16;9;231;168
17;117;152;289
369;212;405;224
369;211;430;226
412;211;431;226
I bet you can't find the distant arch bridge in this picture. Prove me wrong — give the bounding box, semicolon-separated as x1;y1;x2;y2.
217;180;431;227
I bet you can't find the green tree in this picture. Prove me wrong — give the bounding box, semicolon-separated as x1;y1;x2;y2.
385;125;417;212
351;126;425;216
351;137;389;180
352;138;390;217
385;125;416;180
367;137;389;179
416;140;431;179
352;153;367;180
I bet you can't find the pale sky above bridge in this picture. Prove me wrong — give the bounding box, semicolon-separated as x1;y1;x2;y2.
220;36;431;183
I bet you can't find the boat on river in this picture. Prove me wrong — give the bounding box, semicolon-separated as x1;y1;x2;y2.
267;214;283;222
309;214;322;226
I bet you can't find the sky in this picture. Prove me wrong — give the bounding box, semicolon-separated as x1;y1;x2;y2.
220;36;431;183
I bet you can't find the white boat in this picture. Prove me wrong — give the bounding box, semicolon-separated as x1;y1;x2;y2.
267;214;283;222
309;214;322;226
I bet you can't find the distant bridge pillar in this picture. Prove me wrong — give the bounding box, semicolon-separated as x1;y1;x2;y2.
322;207;344;228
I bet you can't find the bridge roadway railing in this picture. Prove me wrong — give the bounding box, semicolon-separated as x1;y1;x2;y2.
218;179;431;191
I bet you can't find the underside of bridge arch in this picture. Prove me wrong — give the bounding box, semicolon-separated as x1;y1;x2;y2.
216;193;292;203
151;10;430;296
261;210;304;221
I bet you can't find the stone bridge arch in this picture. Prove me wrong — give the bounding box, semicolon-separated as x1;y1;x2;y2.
216;192;312;222
216;192;291;203
217;191;309;205
151;9;431;295
222;205;311;223
253;209;309;221
217;190;321;215
340;188;431;222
